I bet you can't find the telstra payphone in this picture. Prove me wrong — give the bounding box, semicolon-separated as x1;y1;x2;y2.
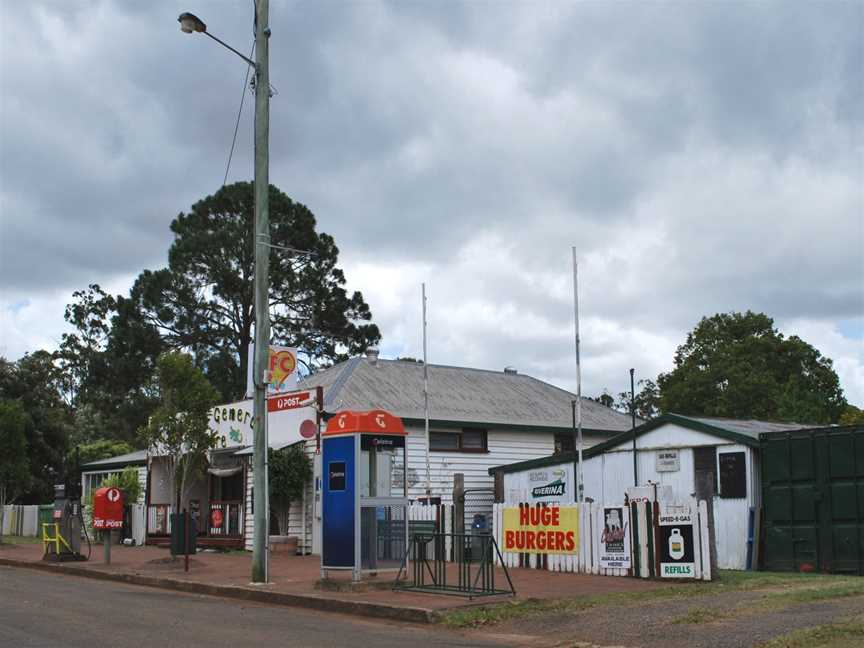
321;410;408;581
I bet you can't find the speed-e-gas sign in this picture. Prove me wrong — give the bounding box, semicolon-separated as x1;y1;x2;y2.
658;507;695;578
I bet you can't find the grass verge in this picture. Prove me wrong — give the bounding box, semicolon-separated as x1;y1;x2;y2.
756;615;864;648
0;535;43;545
441;570;864;628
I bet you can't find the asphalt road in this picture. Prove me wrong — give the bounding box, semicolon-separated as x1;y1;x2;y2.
0;566;511;648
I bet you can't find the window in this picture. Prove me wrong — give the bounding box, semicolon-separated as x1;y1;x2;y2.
554;434;575;455
430;429;487;453
718;452;747;498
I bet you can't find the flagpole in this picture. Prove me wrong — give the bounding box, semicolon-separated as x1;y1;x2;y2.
572;248;584;503
422;283;431;497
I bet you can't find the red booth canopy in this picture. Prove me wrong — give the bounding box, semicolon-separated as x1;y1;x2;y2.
323;410;406;436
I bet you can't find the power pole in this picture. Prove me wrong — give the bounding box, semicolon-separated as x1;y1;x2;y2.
571;248;583;502
630;368;637;487
251;0;271;584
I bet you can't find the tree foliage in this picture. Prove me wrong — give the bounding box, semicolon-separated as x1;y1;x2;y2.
268;444;312;536
656;312;847;424
127;182;380;399
839;404;864;426
0;353;70;503
77;439;135;466
88;467;141;510
138;352;219;511
0;400;31;542
616;379;661;421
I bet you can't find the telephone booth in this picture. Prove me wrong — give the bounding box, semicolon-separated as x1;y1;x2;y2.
321;410;408;581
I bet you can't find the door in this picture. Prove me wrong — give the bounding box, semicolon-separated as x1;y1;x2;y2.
761;427;863;575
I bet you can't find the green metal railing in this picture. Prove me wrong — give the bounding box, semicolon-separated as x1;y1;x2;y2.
394;532;515;599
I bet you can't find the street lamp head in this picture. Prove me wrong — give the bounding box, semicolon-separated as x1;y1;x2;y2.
178;12;206;34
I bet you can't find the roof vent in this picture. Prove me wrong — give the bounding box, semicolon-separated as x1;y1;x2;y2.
504;366;518;375
365;347;380;365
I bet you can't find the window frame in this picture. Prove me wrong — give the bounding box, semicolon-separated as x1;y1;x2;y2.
429;428;488;453
554;434;575;455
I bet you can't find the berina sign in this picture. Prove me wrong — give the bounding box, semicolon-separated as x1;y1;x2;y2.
532;479;565;498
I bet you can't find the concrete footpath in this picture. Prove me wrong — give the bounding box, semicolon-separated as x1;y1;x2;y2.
0;542;665;623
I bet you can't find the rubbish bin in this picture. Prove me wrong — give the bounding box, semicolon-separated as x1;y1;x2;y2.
469;513;490;561
170;512;197;556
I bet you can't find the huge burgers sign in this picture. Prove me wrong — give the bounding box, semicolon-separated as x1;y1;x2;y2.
502;504;579;554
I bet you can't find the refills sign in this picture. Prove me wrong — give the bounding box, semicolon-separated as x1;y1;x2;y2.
659;507;696;578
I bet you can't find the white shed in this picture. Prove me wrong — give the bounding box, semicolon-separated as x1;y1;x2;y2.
490;414;812;570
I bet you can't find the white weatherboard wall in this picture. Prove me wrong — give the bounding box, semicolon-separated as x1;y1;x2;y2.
504;422;758;570
242;425;592;554
405;425;604;502
244;439;317;554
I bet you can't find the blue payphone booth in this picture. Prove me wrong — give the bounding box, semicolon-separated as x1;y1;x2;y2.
321;410;409;581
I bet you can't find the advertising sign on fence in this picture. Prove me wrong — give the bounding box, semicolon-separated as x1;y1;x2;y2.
599;506;631;569
659;505;696;578
502;504;579;554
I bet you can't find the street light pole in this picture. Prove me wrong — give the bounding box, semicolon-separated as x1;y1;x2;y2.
178;4;271;583
251;0;271;585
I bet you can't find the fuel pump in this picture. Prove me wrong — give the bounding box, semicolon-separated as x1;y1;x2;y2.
42;449;90;562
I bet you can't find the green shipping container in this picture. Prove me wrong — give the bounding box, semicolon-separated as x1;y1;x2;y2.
760;425;864;575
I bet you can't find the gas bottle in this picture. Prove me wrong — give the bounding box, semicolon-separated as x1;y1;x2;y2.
669;528;685;559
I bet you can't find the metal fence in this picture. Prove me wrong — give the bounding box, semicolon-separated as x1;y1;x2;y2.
395;532;516;599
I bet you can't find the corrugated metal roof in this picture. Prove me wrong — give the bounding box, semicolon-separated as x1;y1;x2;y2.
685;416;813;439
80;450;148;469
299;358;635;433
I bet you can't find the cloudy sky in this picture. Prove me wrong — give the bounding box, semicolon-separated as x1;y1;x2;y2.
1;1;862;405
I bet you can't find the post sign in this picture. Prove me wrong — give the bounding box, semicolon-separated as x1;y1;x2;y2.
659;506;696;578
502;505;579;554
656;449;680;472
93;487;124;530
599;506;631;569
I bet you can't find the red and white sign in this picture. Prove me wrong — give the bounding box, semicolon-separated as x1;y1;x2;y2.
267;391;311;413
267;388;318;447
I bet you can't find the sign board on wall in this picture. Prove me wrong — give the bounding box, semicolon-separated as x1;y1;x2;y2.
599;506;631;569
656;449;680;472
659;505;696;578
502;505;579;554
246;345;299;398
504;464;574;504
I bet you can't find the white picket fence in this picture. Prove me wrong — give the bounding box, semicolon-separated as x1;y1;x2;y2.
1;505;40;537
492;498;712;580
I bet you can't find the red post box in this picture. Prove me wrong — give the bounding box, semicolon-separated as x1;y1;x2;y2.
93;487;124;530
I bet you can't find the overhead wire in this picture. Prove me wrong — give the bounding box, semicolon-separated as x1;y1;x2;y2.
223;39;256;186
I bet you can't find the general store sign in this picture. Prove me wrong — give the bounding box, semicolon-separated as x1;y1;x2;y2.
209;390;317;449
502;505;579;554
